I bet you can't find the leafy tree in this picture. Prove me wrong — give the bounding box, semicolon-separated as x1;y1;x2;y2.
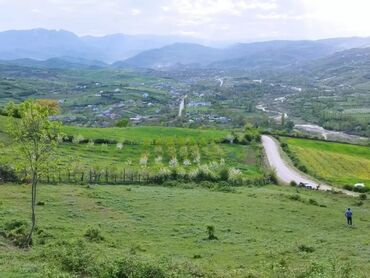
7;100;61;247
116;118;130;128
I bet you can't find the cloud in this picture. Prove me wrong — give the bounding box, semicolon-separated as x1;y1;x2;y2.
1;0;370;41
171;0;277;18
257;13;307;20
131;9;141;16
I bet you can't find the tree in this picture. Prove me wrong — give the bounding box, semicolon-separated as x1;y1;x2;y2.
116;118;130;128
7;100;61;247
281;113;286;127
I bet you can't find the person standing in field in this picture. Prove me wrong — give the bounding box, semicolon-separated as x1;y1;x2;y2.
345;208;353;226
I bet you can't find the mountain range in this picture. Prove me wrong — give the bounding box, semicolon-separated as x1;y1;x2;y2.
1;28;370;70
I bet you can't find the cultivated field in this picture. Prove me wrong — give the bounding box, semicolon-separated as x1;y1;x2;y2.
0;115;265;184
282;137;370;188
0;184;369;277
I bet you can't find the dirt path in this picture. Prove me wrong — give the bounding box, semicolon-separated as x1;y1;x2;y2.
262;135;357;196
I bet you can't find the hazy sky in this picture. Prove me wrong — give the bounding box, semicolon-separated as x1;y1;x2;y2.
1;0;370;41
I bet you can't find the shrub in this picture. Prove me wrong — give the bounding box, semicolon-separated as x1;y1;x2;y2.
116;118;129;127
219;168;229;181
290;181;298;187
228;168;243;184
200;181;214;189
266;170;278;184
49;240;94;275
297;165;308;173
214;181;235;193
343;185;354;191
162;180;180;188
93;138;118;145
288;194;302;201
308;198;319;206
2;220;29;247
84;227;104;242
150;167;171;184
359;193;367;200
0;164;18;183
353;186;370;193
195;165;217;182
298;244;315;253
206;225;218;240
36;228;53;245
109;256;165;278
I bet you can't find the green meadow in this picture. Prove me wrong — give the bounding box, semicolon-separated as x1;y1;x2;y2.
1;184;369;277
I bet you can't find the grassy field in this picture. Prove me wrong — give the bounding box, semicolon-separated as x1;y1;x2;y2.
62;125;228;143
0;184;369;277
282;137;370;187
0;115;264;183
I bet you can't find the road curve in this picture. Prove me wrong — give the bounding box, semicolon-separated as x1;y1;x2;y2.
262;135;356;196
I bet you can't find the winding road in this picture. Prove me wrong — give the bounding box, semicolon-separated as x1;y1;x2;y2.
262;135;356;196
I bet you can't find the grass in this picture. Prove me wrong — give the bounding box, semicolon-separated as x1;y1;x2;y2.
62;125;228;143
0;115;262;181
282;137;370;187
0;184;369;277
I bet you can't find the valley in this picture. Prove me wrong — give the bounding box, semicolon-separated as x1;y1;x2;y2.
0;28;369;278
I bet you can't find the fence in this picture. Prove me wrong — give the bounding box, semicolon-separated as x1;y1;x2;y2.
32;167;271;186
38;168;152;185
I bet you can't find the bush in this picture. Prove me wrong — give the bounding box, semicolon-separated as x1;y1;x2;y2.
288;194;302;201
298;244;315;253
46;240;97;275
290;181;298;187
84;227;104;242
214;181;235;193
206;225;218;240
219;168;229;181
93;138;118;145
109;256;165;278
200;181;214;189
1;220;29;247
162;180;181;188
116;118;129;128
353;186;370;193
36;228;53;245
0;164;18;183
359;193;367;200
308;198;319;206
297;165;308;173
266;170;278;184
343;185;354;191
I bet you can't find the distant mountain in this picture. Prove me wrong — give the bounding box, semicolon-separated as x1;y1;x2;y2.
0;29;98;61
2;29;370;69
0;57;107;69
211;40;336;69
0;28;203;63
118;38;370;69
297;47;370;86
115;43;223;68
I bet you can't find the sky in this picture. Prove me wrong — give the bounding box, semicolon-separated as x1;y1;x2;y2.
1;0;370;42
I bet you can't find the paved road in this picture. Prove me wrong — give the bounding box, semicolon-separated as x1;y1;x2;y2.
262;135;356;196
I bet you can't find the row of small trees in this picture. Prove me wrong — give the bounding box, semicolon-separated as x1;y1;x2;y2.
34;163;269;186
